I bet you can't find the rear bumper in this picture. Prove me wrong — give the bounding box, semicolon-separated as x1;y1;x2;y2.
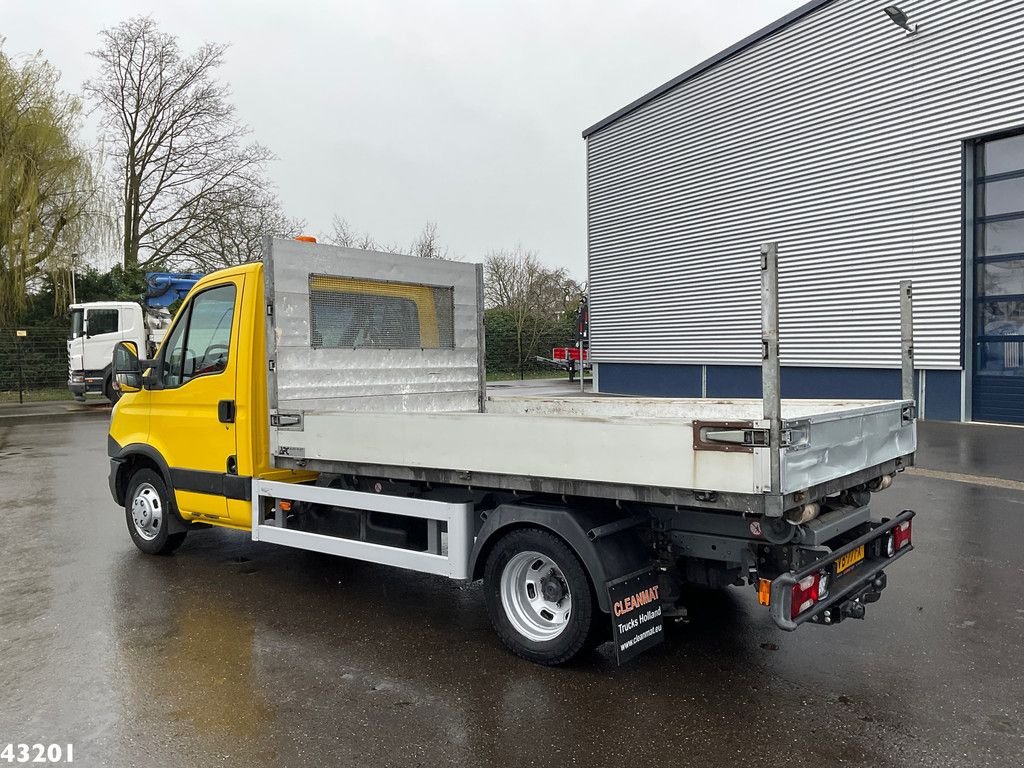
769;509;915;630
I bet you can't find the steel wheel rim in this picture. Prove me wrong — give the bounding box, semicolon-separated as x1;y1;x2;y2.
131;483;163;541
500;550;572;642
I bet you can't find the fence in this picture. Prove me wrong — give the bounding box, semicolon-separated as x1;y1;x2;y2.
0;321;581;402
484;320;585;381
0;328;70;402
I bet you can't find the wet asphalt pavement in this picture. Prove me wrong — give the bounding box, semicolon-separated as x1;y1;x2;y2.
1;413;1022;768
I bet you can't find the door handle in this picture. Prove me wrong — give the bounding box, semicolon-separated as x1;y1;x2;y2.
218;399;236;423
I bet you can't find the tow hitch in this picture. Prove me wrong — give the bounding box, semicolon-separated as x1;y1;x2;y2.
815;571;887;625
769;509;914;630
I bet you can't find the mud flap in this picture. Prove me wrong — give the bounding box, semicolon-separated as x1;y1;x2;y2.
607;567;664;664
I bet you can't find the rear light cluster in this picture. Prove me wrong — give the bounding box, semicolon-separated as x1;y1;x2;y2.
892;520;912;551
782;517;912;620
790;570;830;619
882;519;913;558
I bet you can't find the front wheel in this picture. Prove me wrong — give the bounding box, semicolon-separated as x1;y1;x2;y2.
125;469;186;555
483;528;596;665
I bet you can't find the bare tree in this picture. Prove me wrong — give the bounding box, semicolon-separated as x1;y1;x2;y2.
180;184;304;271
85;16;271;269
326;215;356;248
485;246;579;315
484;246;581;378
327;215;360;247
323;216;451;258
323;214;380;250
410;221;447;259
354;231;378;251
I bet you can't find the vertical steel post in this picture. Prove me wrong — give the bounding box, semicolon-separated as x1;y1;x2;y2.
578;294;587;393
900;280;914;403
15;334;25;405
761;243;782;516
578;334;584;393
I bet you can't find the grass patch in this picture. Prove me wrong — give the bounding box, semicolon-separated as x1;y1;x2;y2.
0;387;73;403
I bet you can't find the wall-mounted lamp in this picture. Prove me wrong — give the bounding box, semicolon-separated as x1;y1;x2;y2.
883;5;919;35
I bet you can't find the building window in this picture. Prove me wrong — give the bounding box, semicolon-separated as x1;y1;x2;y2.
971;130;1024;424
974;133;1024;372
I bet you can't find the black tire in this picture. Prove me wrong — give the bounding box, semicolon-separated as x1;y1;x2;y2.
483;528;595;666
104;373;121;404
125;468;187;555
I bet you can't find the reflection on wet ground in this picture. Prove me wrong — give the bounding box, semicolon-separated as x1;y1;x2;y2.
0;418;1021;767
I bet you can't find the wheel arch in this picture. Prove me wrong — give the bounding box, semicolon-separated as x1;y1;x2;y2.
110;441;188;534
469;502;652;613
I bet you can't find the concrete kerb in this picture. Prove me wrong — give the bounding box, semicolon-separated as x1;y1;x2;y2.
0;402;112;424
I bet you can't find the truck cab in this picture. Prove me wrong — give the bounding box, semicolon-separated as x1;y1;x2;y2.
68;301;147;401
108;264;279;529
107;261;453;529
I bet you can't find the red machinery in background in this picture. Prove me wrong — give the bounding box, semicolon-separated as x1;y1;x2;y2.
535;295;590;382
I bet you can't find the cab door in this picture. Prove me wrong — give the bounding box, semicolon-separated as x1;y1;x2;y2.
84;306;121;383
148;278;242;522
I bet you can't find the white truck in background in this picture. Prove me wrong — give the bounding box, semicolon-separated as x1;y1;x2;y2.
68;272;201;402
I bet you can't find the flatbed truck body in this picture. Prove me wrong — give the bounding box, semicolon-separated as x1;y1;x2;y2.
108;238;917;664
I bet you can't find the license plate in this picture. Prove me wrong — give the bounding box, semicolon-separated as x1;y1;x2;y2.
835;544;865;575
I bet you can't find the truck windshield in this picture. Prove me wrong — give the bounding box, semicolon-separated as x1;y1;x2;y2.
69;309;84;340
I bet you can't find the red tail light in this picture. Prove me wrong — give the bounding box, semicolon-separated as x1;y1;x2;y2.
790;572;828;619
892;519;912;551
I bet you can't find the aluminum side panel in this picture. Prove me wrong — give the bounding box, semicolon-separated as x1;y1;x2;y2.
281;411;760;494
778;401;916;494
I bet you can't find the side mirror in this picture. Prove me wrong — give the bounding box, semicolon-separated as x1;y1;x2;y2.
113;341;143;393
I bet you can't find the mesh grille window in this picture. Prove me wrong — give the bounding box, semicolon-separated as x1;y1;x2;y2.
309;274;455;350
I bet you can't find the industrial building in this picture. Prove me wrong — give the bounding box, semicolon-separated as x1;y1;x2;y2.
584;0;1024;423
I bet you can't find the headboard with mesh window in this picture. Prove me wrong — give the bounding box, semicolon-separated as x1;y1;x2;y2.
264;237;484;436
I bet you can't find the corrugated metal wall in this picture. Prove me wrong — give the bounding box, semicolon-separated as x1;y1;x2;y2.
586;0;1024;369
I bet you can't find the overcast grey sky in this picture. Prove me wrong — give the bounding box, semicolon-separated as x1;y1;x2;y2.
5;0;802;277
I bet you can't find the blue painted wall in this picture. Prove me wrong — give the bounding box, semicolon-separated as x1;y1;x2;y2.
924;369;962;421
596;363;962;421
596;363;703;397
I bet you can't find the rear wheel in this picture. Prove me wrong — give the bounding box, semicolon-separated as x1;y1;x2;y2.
125;469;186;555
483;528;595;665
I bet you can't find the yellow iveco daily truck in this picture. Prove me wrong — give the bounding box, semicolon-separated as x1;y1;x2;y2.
108;237;916;665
